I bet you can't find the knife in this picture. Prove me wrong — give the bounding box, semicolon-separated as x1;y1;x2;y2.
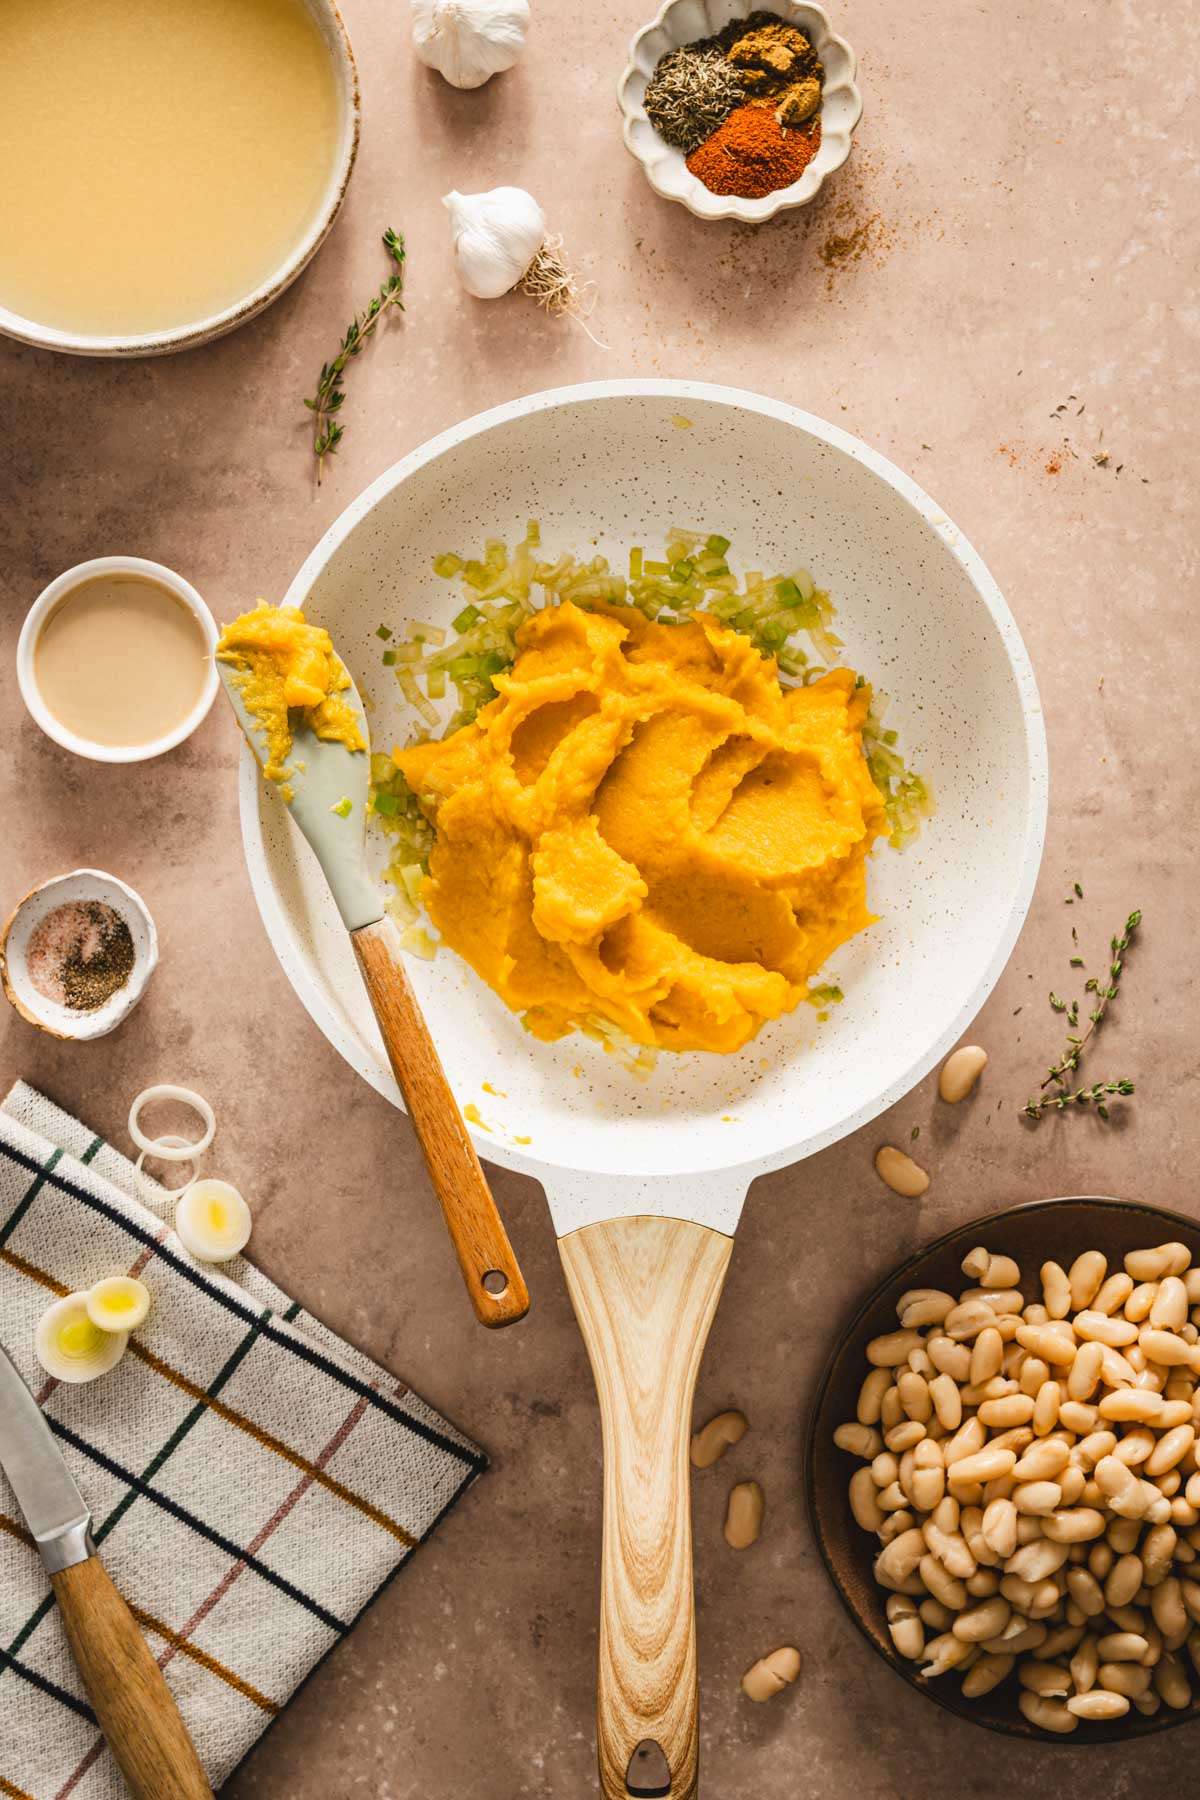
0;1344;213;1800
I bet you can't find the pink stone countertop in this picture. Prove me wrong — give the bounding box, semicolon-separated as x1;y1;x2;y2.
1;0;1196;1793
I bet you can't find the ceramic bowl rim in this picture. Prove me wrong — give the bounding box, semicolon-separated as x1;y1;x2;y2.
616;0;862;224
16;556;219;763
804;1192;1200;1745
0;0;360;358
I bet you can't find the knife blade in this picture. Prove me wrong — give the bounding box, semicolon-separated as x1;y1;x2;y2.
0;1340;213;1799
0;1344;94;1570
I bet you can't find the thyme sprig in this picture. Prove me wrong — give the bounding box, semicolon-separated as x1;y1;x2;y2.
304;227;406;482
1024;1079;1135;1122
1022;908;1141;1122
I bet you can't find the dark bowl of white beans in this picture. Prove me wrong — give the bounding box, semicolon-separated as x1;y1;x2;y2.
806;1195;1200;1741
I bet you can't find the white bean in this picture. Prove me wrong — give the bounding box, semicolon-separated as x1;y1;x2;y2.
1075;1310;1138;1348
896;1370;933;1423
1067;1690;1130;1720
1017;1692;1077;1733
938;1045;988;1104
961;1248;1020;1288
1066;1340;1105;1401
929;1372;962;1431
867;1330;925;1368
875;1146;929;1198
1098;1389;1165;1425
945;1300;998;1342
1040;1261;1072;1320
961;1651;1014;1697
1148;1426;1196;1478
1096;1632;1150;1663
741;1646;801;1702
1015;1324;1077;1367
1068;1251;1107;1312
927;1337;971;1382
1141;1329;1196;1368
1154;1650;1192;1709
885;1593;924;1660
849;1468;883;1532
724;1480;765;1549
856;1368;891;1426
1126;1244;1190;1282
1151;1277;1190;1332
1092;1273;1135;1316
834;1422;884;1458
948;1447;1016;1487
691;1410;748;1468
898;1289;956;1330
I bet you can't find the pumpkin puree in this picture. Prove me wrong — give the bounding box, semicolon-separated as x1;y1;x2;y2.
216;602;365;783
398;602;888;1055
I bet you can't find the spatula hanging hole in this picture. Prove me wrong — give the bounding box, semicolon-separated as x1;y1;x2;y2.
625;1739;671;1797
482;1270;509;1297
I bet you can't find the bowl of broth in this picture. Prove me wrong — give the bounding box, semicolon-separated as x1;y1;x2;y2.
17;557;219;761
0;0;359;356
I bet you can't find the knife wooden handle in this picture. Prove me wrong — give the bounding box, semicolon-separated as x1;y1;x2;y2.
351;914;530;1328
559;1215;733;1800
50;1556;213;1800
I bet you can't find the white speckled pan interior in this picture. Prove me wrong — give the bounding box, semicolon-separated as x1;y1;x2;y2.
239;382;1047;1235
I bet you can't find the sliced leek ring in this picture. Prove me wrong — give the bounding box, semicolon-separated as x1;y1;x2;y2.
36;1293;128;1384
87;1276;151;1333
128;1085;216;1161
175;1179;252;1263
135;1135;200;1205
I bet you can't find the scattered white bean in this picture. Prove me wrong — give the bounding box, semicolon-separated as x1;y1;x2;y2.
875;1146;929;1198
938;1045;989;1104
690;1410;748;1469
724;1480;765;1550
741;1646;801;1703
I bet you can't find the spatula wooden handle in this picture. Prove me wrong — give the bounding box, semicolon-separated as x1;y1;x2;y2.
352;915;529;1328
559;1215;733;1800
50;1556;213;1800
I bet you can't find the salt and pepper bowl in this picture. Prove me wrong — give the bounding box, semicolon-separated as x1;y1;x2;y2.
0;870;158;1041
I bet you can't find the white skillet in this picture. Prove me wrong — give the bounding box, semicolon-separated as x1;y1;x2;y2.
237;382;1048;1797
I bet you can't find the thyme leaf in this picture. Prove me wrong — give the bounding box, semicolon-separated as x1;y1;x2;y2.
1039;910;1140;1091
1023;1079;1135;1121
305;227;406;482
1022;909;1141;1123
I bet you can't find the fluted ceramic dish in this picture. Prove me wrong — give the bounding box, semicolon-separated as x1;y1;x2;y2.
617;0;861;223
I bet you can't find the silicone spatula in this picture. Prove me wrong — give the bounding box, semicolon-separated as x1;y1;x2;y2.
217;656;529;1328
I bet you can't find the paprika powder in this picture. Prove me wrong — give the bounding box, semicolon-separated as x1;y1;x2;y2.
686;106;820;199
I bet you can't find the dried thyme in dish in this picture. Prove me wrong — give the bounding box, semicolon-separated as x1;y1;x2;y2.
644;46;746;154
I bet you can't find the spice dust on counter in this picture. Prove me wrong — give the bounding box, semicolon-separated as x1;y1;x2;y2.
26;900;135;1011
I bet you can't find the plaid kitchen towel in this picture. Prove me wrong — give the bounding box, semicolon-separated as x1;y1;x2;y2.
0;1082;485;1799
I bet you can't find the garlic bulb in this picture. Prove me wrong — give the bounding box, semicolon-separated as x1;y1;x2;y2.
411;0;529;89
444;187;546;299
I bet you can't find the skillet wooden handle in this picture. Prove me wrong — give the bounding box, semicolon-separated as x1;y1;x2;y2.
351;915;529;1328
559;1215;733;1800
50;1556;213;1800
